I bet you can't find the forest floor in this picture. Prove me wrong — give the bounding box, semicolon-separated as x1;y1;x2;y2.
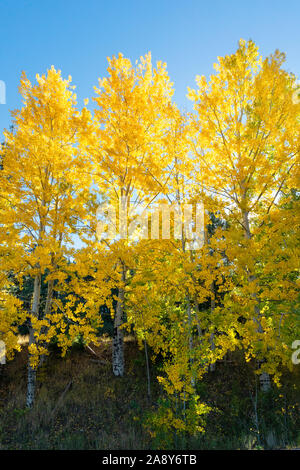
0;336;299;450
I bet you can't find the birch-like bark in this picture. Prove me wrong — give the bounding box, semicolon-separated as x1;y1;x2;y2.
112;266;125;377
26;273;41;408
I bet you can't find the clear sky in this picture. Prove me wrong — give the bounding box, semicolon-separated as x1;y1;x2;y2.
0;0;299;134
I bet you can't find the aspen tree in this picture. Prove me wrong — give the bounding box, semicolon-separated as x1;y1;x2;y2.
188;39;300;389
1;67;93;407
90;53;173;376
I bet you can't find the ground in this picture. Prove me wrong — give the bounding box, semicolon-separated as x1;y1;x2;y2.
0;337;299;450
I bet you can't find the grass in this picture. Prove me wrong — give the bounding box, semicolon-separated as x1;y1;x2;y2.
0;337;154;450
0;339;299;450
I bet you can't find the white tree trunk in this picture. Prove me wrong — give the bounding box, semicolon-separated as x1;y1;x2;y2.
112;268;125;377
259;370;271;392
26;273;41;408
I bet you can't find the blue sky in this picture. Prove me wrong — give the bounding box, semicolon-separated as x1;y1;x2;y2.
0;0;299;134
